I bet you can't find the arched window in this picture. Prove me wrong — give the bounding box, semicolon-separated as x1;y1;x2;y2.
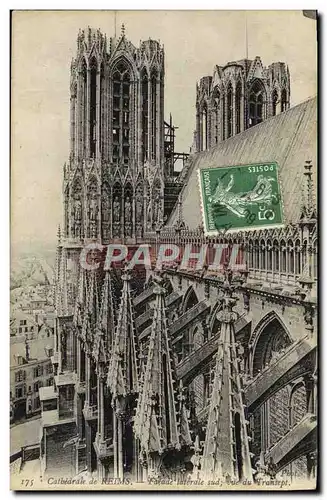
81;58;87;156
212;89;220;145
295;239;301;275
249;81;264;127
280;239;287;273
141;69;148;162
281;88;288;112
227;83;233;138
99;62;105;157
90;57;97;157
288;239;294;274
260;239;266;270
267;240;272;271
273;239;279;272
112;61;131;166
272;89;278;116
235;81;242;134
254;239;259;269
151;71;157;161
248;240;253;268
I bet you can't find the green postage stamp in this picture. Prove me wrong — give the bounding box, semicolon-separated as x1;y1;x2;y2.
198;162;284;235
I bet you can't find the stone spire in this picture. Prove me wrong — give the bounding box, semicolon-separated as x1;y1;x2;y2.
57;246;68;317
107;268;139;404
73;266;88;330
301;160;316;220
134;275;180;476
201;270;253;482
81;269;100;356
93;271;116;374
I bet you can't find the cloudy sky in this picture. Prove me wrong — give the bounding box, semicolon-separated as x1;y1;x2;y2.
11;10;317;251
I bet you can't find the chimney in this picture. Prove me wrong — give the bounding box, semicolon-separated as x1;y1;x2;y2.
25;338;30;362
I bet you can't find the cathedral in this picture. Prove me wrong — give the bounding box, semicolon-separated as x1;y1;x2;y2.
37;25;317;487
195;57;290;151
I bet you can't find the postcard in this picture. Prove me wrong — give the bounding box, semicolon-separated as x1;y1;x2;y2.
10;9;317;491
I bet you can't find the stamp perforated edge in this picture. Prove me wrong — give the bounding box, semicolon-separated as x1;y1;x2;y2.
197;161;285;237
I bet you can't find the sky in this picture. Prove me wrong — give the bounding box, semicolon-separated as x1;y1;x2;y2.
11;10;317;251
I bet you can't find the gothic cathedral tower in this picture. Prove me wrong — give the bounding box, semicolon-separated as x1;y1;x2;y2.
63;26;165;245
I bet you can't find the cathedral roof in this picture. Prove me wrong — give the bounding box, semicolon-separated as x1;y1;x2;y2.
168;97;317;229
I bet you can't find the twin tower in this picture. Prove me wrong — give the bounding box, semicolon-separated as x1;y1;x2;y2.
63;26;291;245
63;26;165;244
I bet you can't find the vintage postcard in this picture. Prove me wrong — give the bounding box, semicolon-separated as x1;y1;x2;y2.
10;10;318;491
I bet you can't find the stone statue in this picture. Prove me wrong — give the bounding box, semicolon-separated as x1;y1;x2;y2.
125;197;132;222
89;197;97;221
74;197;82;221
113;197;120;223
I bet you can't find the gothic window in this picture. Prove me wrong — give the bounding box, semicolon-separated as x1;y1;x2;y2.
295;239;301;275
212;89;220;145
267;239;273;271
235;81;242;134
281;88;288;112
272;89;278;116
90;57;97;157
151;72;157;161
141;69;149;162
280;239;287;273
273;239;279;272
81;58;87;155
248;240;253;268
288;239;294;274
227;83;233;138
249;81;265;127
254;239;259;268
260;239;266;270
99;62;105;157
112;61;131;166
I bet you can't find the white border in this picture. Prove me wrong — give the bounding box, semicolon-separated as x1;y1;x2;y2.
3;3;323;499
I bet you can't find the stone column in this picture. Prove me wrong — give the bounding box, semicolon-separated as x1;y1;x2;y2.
86;68;91;159
70;94;76;158
147;78;151;161
199;113;203;152
156;78;160;163
232;90;236;137
96;66;101;160
240;88;245;133
196;108;200;152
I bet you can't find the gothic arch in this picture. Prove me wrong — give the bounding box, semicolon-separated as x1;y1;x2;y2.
249;311;293;376
181;286;199;314
110;55;137;80
272;88;279;116
226;82;233;138
208;301;222;338
235;80;242;134
248;79;266;126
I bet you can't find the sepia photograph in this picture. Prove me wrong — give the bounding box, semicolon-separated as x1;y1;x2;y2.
10;9;318;490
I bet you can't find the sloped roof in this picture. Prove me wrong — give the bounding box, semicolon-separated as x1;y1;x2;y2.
169;97;317;229
10;336;54;367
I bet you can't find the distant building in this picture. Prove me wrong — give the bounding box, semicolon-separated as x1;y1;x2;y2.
10;336;54;421
10;312;38;338
195;56;290;151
